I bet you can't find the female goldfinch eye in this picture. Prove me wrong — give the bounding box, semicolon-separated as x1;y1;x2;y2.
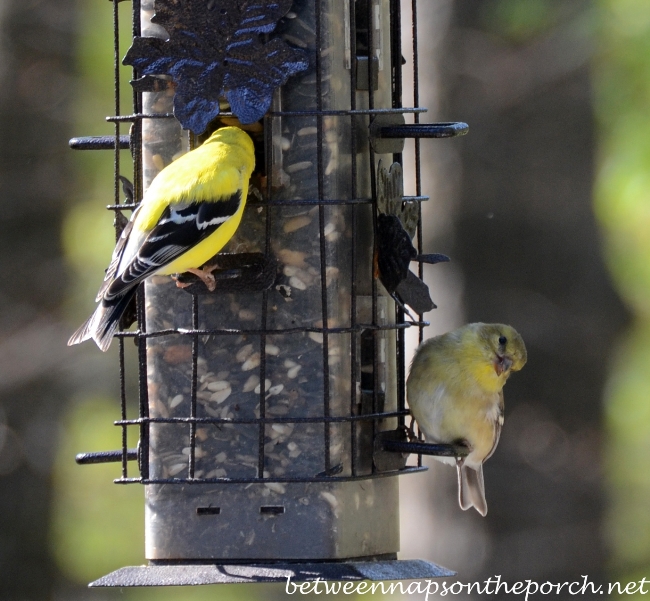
498;335;507;346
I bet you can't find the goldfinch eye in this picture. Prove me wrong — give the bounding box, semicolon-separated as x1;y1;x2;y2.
498;335;507;346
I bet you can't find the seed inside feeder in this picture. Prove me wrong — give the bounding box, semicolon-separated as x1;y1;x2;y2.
289;276;307;290
287;365;302;379
207;380;229;392
236;344;254;363
242;353;261;371
209;387;232;404
242;374;260;392
283;215;312;233
169;394;183;408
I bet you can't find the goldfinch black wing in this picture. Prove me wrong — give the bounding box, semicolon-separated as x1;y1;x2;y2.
69;192;242;352
95;205;142;301
104;192;242;302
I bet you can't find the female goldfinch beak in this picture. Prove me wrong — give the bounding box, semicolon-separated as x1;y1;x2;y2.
494;355;513;376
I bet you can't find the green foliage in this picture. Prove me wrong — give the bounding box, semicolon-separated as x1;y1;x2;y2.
50;398;143;582
119;586;268;601
594;2;650;318
594;0;650;594
64;0;134;318
480;0;558;42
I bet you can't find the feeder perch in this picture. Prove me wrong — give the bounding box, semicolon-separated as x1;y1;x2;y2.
71;0;468;586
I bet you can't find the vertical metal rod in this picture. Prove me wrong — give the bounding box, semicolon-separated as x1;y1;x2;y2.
390;0;407;428
112;0;121;211
315;0;331;475
390;0;403;113
136;285;149;480
119;338;128;478
348;0;358;477
131;0;148;480
388;0;403;168
113;0;128;477
367;0;379;474
257;299;269;479
411;0;423;343
257;115;273;479
131;0;142;206
188;294;199;478
411;0;423;468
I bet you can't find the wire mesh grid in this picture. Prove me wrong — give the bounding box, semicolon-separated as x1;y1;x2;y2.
73;0;466;489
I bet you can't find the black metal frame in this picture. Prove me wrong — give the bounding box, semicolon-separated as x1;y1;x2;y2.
73;0;467;487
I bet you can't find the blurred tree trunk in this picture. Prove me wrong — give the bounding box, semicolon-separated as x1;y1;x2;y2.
0;0;75;599
434;0;629;587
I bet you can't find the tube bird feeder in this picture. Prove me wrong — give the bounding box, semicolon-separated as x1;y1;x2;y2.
72;0;468;586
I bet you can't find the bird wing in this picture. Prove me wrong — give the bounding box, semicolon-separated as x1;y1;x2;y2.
101;192;242;304
95;205;142;301
484;390;504;462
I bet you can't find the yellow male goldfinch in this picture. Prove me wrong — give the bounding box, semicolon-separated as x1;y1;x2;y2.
68;126;255;352
407;323;527;516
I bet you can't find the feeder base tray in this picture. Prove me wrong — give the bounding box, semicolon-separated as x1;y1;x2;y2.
90;558;454;587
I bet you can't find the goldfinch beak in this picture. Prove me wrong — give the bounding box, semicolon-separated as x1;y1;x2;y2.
494;355;513;376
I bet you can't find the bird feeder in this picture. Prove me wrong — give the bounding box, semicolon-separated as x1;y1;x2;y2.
72;0;468;587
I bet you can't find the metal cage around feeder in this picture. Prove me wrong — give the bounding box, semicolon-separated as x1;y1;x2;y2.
72;0;468;587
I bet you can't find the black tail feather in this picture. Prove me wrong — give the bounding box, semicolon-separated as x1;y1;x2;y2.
68;288;138;352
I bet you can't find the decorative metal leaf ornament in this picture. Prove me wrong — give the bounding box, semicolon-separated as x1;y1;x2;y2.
377;161;419;239
376;214;417;294
124;0;309;133
375;160;448;316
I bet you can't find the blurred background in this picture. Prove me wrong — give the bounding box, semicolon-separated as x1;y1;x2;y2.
0;0;648;599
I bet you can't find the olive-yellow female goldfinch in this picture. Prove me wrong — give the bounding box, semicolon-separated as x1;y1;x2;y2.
407;323;527;516
69;126;255;352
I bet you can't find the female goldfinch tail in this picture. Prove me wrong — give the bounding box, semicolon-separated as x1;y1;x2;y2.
68;290;136;352
457;463;488;516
